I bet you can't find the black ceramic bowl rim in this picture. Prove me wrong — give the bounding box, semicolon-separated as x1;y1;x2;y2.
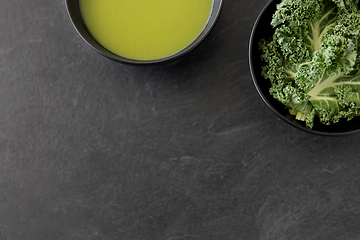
249;0;360;136
65;0;224;65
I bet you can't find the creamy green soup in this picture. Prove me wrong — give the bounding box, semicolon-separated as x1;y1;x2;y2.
80;0;214;60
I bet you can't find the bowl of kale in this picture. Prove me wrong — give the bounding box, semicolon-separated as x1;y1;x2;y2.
249;0;360;135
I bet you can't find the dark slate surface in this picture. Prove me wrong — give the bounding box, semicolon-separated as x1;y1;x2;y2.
1;0;360;239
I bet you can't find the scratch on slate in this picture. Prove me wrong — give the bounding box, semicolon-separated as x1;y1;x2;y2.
167;235;201;240
320;159;349;174
216;122;263;136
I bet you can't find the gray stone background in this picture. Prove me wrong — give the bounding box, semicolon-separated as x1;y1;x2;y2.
1;0;360;239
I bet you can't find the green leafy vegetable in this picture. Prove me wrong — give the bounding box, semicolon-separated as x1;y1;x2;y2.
260;0;360;128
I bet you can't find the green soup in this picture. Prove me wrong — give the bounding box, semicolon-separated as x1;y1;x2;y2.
79;0;214;61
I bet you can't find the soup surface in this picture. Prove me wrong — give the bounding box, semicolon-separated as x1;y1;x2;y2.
80;0;213;60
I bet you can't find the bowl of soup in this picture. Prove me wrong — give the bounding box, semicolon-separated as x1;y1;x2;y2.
65;0;224;64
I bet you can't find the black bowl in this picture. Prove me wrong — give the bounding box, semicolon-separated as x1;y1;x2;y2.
249;0;360;136
65;0;224;65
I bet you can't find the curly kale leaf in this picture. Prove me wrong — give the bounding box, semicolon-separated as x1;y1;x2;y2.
332;0;359;11
260;0;360;128
270;0;339;73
